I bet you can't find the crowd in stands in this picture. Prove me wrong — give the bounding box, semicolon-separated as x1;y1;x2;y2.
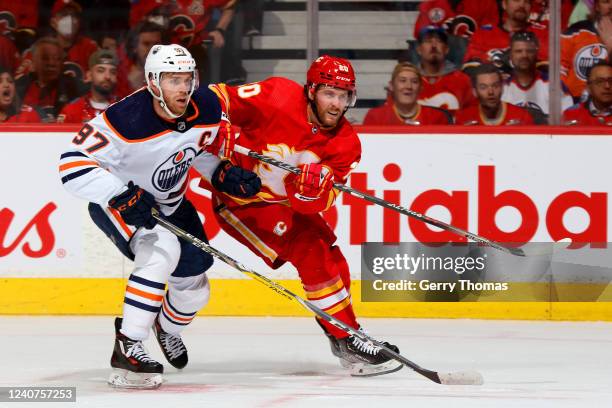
0;0;610;126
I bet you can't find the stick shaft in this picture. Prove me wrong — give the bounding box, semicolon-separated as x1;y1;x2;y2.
151;210;444;384
234;145;525;257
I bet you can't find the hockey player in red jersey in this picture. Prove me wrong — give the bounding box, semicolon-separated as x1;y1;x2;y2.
364;62;452;125
456;63;534;125
59;44;261;388
205;55;403;376
563;61;612;125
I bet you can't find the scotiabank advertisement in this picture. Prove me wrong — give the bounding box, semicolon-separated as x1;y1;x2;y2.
0;128;609;279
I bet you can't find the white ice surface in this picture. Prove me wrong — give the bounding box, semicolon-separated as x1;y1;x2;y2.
0;316;611;407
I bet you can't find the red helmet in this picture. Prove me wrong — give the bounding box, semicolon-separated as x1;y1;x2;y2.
307;55;357;106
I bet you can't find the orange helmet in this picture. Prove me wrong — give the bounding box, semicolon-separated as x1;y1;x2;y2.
306;55;357;107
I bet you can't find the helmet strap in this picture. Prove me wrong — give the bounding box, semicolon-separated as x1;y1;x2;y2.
147;72;195;119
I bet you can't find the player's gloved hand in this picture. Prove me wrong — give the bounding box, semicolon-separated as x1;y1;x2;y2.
293;163;334;201
211;160;261;198
108;181;158;229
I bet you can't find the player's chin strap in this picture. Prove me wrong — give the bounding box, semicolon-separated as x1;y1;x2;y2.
231;144;572;258
147;74;196;119
150;208;484;386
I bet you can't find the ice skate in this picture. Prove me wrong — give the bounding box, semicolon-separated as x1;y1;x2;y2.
153;316;188;369
337;327;403;377
108;317;164;389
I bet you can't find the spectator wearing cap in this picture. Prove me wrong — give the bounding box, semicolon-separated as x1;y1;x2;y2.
363;62;452;125
463;0;549;72
416;26;475;112
15;36;81;122
57;49;118;123
456;63;534;125
563;61;612;125
502;31;573;121
0;66;41;123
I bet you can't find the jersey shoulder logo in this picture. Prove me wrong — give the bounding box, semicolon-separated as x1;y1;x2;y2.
152;147;196;192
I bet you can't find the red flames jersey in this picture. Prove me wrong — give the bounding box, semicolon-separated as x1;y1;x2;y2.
455;102;534;125
562;102;612;126
419;69;475;111
463;23;549;64
209;77;361;207
1;104;40;123
363;102;451;125
561;20;610;99
413;0;499;39
130;0;236;48
57;94;118;124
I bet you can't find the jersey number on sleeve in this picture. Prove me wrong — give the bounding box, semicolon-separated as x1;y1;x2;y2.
72;124;110;154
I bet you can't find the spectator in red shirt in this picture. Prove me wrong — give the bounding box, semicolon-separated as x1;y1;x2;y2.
14;0;98;86
456;63;535;125
416;26;475;112
15;36;81;121
363;62;452;125
563;61;612;125
0;66;41;123
463;0;549;72
57;49;118;123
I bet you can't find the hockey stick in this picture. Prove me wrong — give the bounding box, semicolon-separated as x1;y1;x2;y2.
151;209;483;385
233;145;568;257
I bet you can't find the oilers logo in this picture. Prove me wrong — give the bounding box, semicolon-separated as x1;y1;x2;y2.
152;147;196;192
574;44;609;81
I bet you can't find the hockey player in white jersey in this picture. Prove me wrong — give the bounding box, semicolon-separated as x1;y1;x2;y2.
59;44;261;389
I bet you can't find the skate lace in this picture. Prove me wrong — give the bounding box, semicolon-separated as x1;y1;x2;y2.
159;331;186;360
350;328;381;356
126;341;156;363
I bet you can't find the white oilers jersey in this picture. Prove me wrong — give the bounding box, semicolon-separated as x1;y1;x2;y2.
502;72;574;115
59;87;227;214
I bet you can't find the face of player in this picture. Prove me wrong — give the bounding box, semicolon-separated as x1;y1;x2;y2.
595;0;612;18
137;31;162;66
33;43;62;84
390;69;421;108
503;0;531;23
310;85;351;128
475;72;503;110
588;65;612;108
157;72;195;116
90;64;118;97
417;35;448;65
0;72;16;111
510;40;538;72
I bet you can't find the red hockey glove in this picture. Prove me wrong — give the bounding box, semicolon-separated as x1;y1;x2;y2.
293;163;334;201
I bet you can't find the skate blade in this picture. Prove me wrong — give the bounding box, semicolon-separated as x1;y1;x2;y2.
350;359;403;377
108;369;163;389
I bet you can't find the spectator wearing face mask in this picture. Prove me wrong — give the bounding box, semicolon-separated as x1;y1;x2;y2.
15;0;98;87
